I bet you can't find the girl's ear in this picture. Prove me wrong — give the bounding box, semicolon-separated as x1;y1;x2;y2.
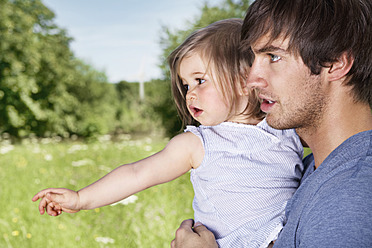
240;75;251;96
241;82;250;96
327;52;354;82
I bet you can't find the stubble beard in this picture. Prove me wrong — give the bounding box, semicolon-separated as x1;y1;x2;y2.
265;76;327;136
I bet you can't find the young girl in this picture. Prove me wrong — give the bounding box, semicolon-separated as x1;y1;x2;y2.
32;19;304;248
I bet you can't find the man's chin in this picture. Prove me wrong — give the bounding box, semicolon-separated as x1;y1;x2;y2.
265;115;292;130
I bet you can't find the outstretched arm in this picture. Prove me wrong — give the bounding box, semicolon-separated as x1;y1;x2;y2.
32;132;203;216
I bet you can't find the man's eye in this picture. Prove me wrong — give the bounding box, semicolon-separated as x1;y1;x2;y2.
270;54;281;62
197;78;206;84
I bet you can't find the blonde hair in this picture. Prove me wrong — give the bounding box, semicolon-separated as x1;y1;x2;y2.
168;18;264;127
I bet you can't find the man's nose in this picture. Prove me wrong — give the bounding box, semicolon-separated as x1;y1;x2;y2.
246;60;268;89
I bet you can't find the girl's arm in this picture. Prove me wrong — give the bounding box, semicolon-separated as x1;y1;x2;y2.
32;132;204;215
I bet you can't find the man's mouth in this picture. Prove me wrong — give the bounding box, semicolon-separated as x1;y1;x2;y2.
261;98;276;112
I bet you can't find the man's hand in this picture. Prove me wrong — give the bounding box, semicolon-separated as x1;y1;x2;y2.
171;219;218;248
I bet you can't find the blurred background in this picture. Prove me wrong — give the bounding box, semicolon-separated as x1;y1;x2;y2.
0;0;252;247
0;0;251;140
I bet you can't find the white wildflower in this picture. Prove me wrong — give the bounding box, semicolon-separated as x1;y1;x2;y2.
71;159;94;167
98;134;111;142
145;137;152;144
95;236;115;244
52;136;62;143
69;179;77;186
1;132;10;139
144;145;152;151
41;138;52;144
32;146;41;154
44;154;53;161
99;165;111;172
0;145;14;154
67;144;88;153
110;195;138;206
118;134;131;141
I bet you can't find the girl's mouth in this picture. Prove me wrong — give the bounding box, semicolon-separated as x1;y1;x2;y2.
190;106;203;117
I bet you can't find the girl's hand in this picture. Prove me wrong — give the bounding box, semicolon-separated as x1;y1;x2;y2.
32;188;81;216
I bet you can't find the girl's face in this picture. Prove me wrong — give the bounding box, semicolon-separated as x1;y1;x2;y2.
179;53;231;126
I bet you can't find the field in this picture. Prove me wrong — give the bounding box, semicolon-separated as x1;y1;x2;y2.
0;135;194;248
0;134;312;248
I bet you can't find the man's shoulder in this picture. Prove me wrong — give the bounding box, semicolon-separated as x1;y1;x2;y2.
282;151;372;246
288;158;372;247
314;155;372;202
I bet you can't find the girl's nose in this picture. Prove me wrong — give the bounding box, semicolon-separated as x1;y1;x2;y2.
186;86;197;101
186;92;196;101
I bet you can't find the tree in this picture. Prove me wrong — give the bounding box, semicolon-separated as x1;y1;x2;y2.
0;0;52;137
0;0;252;139
67;60;119;137
0;0;119;139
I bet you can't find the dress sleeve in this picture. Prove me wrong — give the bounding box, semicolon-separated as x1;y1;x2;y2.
184;125;204;147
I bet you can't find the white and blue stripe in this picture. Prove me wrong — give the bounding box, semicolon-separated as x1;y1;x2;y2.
185;119;304;248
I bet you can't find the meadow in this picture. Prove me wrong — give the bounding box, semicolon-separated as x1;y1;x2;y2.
0;134;194;248
0;133;312;248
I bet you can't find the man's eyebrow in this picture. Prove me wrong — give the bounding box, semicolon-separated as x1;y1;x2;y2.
254;45;288;54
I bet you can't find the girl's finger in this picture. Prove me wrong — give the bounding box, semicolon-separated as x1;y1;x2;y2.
38;196;50;215
46;201;58;216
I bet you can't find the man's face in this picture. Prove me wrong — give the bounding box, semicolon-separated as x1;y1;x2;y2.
247;35;328;133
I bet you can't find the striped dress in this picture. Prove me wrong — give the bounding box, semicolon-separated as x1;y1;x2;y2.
185;119;304;248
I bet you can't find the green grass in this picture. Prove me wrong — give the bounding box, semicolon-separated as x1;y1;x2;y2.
0;136;194;248
0;135;313;248
303;147;312;158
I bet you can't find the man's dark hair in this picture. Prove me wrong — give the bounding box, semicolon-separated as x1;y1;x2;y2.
241;0;372;108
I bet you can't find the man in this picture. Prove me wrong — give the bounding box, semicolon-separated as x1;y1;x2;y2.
171;0;372;247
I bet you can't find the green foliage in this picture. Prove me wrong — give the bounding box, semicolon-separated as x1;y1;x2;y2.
146;79;183;136
156;0;251;136
0;0;51;136
115;80;160;135
0;0;252;139
66;60;119;137
159;0;250;74
0;136;193;247
0;0;120;139
114;79;180;136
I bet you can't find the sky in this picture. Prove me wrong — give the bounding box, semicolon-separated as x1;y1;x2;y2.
42;0;223;83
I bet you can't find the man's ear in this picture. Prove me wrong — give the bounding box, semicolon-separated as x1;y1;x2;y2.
327;52;354;82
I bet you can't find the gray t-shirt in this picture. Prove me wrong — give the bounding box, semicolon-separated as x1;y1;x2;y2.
274;130;372;247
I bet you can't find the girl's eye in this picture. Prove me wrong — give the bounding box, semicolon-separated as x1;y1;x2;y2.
183;84;190;91
269;54;281;62
197;78;206;84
